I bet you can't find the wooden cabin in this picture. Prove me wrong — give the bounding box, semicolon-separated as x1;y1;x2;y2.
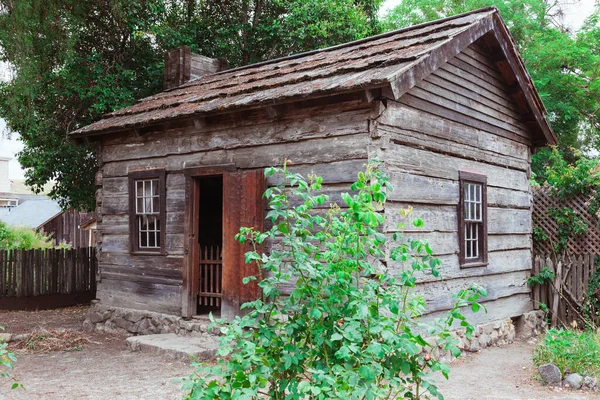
71;7;556;326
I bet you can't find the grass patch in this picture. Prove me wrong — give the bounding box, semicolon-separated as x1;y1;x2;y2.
13;329;91;353
533;328;600;378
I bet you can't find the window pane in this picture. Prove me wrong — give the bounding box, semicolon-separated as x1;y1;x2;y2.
136;181;143;197
148;232;156;247
144;197;152;213
136;198;143;214
148;217;155;231
152;180;159;196
156;218;161;231
152;197;159;213
147;181;151;196
141;230;148;247
140;215;148;230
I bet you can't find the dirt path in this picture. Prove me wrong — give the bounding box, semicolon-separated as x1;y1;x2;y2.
0;307;192;399
435;340;597;400
2;307;599;399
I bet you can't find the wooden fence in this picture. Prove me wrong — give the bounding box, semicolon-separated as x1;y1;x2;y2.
0;247;97;310
533;254;597;327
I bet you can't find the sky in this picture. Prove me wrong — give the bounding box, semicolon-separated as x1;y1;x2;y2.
0;0;597;180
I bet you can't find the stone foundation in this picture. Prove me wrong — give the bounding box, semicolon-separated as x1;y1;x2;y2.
84;302;547;359
83;302;218;336
425;310;546;363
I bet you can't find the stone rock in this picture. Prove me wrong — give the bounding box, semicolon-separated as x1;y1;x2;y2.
114;317;134;332
478;333;492;348
582;376;598;391
0;333;11;343
467;339;480;352
483;323;494;335
564;373;583;390
539;363;562;387
490;330;499;342
87;312;104;324
507;328;515;342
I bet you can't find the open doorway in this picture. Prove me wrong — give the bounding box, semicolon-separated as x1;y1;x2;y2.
196;175;223;315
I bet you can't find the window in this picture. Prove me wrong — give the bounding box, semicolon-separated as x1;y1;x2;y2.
459;170;487;267
128;169;166;254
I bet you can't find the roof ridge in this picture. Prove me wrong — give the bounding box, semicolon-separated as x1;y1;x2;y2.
163;6;498;89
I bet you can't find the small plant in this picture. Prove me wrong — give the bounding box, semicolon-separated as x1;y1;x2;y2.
527;266;555;287
533;328;600;379
0;326;20;390
581;258;600;325
183;162;485;399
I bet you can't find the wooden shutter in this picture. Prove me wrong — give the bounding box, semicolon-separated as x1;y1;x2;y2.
222;170;265;312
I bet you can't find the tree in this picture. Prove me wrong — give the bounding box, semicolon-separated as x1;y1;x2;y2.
0;0;382;210
381;0;600;180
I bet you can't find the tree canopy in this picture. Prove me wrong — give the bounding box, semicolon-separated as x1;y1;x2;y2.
0;0;382;210
0;0;598;207
381;0;600;181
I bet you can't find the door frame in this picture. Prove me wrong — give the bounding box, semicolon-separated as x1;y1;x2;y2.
182;164;236;318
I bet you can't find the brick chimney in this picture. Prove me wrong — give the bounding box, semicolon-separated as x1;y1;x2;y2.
163;46;227;90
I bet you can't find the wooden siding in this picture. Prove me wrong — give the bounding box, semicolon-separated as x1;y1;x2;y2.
375;42;533;318
39;210;95;248
95;101;372;315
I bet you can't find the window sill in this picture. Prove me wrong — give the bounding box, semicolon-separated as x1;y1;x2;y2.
131;250;164;256
460;261;488;269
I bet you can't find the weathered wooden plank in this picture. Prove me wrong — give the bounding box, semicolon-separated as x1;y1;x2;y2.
379;126;525;172
101;134;370;178
399;94;530;145
415;78;527;132
420;293;533;327
423;72;521;121
387;170;530;209
434;67;520;114
101;109;371;163
440;61;511;101
377;102;529;161
378;143;529;191
385;203;530;235
448;56;509;93
457;47;505;82
96;278;181;315
394;248;532;283
417;270;529;314
409;85;530;137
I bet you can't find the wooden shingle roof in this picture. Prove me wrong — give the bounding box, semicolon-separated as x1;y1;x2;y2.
71;7;556;146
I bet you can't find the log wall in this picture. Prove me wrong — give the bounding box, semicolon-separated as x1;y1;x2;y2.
94;41;536;323
94;100;372;315
374;42;533;322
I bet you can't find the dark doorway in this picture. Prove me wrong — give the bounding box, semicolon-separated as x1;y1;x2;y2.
196;175;223;315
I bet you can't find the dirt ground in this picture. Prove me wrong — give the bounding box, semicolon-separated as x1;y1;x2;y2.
435;340;597;400
1;307;599;399
0;307;192;399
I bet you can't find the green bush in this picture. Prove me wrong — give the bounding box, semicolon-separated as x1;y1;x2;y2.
0;220;60;250
533;328;600;379
183;161;486;399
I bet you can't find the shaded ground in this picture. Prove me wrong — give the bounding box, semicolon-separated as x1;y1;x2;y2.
436;340;597;400
0;307;191;399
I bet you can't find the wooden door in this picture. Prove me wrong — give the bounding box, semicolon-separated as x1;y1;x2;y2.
222;170;265;314
182;167;264;318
